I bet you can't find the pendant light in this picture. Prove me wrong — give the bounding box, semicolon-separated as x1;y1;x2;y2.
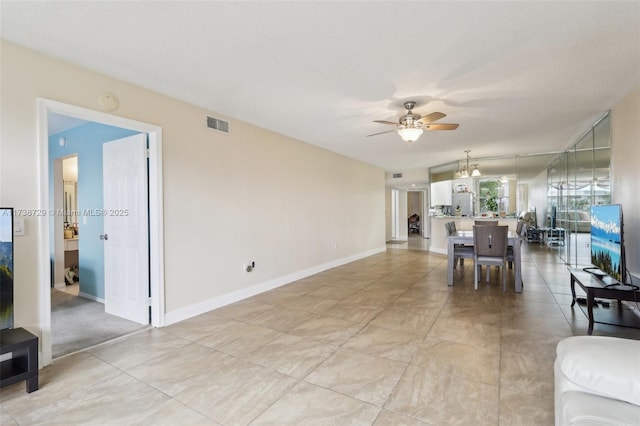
460;150;471;179
460;150;481;178
454;160;463;179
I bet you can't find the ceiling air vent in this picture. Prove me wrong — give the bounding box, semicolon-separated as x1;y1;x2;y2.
206;115;230;134
392;173;403;179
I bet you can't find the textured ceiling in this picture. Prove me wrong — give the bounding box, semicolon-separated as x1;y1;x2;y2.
2;1;639;187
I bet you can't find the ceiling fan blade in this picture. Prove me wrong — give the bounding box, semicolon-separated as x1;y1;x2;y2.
373;120;399;126
417;112;446;124
366;129;397;137
424;123;459;131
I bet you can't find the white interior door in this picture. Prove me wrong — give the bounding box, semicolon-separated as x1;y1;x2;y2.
391;189;399;239
103;134;149;324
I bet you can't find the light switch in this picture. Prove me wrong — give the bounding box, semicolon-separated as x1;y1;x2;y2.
14;218;25;236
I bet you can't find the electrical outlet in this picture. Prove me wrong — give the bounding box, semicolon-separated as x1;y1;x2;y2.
244;260;256;272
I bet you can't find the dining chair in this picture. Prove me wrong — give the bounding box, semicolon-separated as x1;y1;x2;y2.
446;221;473;268
473;225;509;291
475;220;498;226
508;220;527;269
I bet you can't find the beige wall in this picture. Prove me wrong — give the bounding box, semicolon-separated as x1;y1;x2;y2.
385;188;392;241
0;41;385;340
611;86;640;280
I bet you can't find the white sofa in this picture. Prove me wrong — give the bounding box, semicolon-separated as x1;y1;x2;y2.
555;336;640;425
556;210;591;233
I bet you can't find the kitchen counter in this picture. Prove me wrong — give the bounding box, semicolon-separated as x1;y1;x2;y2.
429;216;518;254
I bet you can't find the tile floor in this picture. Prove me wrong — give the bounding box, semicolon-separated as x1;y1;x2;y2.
2;241;639;425
57;283;80;296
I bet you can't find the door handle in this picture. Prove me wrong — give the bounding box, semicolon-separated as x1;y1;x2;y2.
99;234;109;241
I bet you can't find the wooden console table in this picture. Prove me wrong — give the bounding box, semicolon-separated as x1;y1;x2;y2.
0;327;39;393
570;268;640;335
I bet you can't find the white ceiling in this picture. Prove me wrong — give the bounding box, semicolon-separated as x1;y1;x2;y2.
2;1;639;186
48;112;87;135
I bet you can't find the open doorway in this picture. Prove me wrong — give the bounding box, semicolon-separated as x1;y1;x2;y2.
407;189;429;251
38;99;165;366
59;155;79;295
48;116;150;357
407;190;425;238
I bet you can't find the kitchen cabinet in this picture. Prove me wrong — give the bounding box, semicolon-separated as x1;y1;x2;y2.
430;180;452;206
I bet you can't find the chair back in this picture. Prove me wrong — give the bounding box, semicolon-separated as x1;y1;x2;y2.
445;221;454;236
516;220;525;235
475;220;498;226
473;225;508;257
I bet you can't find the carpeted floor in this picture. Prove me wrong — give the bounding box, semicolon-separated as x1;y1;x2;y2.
51;289;148;358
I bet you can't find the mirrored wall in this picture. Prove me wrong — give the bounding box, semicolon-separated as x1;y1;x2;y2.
428;112;611;268
429;155;519;217
549;114;611;266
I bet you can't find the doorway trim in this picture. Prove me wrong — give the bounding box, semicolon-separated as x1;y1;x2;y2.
391;188;399;239
37;98;165;366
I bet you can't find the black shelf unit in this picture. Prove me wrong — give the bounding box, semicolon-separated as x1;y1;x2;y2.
0;327;39;393
570;269;640;335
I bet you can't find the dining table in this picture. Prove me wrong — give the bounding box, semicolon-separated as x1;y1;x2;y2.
446;229;523;292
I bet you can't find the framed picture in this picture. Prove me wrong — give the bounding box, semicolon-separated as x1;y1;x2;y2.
0;207;14;330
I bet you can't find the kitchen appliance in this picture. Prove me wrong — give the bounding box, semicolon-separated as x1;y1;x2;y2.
452;193;474;217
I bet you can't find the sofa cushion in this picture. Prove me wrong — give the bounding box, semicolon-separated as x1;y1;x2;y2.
556;336;640;407
558;390;640;426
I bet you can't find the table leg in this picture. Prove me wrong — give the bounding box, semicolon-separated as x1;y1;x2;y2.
447;238;454;286
27;376;38;393
26;339;38;392
570;276;576;307
514;240;522;292
587;291;595;335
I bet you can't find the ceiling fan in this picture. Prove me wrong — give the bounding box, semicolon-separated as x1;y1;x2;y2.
367;101;459;142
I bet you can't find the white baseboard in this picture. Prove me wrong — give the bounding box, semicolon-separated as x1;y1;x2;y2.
430;247;447;255
164;245;386;326
78;291;104;304
54;281;66;289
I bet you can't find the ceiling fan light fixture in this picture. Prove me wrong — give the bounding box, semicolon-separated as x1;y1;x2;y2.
367;101;458;142
397;127;423;142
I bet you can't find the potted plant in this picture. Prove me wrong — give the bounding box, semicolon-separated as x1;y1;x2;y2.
455;205;462;216
486;195;498;213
